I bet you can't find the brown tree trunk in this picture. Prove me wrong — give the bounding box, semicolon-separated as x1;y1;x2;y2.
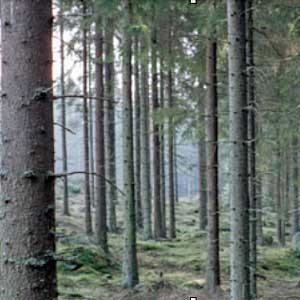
59;0;70;216
0;1;57;298
83;1;93;235
95;16;108;252
205;39;220;291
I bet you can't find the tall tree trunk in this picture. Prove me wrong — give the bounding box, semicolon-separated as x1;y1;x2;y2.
122;0;139;288
83;1;92;235
174;134;179;203
95;16;108;253
152;5;164;239
59;0;70;216
205;39;220;291
291;137;300;236
160;56;167;237
88;29;96;208
105;18;117;232
134;36;143;230
227;1;250;299
256;174;263;245
140;35;153;240
0;1;57;298
246;0;257;297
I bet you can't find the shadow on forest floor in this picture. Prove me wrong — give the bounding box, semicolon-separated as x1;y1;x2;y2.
55;194;300;300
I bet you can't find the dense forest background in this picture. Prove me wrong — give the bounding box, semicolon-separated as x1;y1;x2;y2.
0;0;300;299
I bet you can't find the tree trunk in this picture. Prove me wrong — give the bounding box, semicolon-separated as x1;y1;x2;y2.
0;1;57;298
59;0;70;216
205;39;220;291
174;134;179;203
160;56;167;237
134;36;143;230
256;174;263;245
152;6;164;239
246;0;257;297
227;1;250;299
140;34;153;240
122;0;139;288
95;16;108;253
291;137;300;236
82;1;92;235
104;18;118;232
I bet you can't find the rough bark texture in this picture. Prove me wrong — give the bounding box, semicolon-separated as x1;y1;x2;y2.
246;0;257;297
205;40;220;291
140;35;153;240
152;6;164;239
95;17;108;253
291;137;300;236
59;0;70;216
227;1;250;299
134;36;143;230
122;0;139;288
104;18;117;232
82;1;92;235
0;1;57;298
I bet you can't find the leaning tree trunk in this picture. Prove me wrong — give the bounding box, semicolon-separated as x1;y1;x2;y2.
246;0;257;297
122;0;139;288
134;36;143;230
104;18;117;232
82;1;92;235
59;0;70;216
0;1;57;298
95;16;108;253
227;1;250;299
152;5;164;239
205;39;220;292
140;34;153;240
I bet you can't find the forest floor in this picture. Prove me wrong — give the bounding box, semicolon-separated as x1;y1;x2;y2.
56;192;300;300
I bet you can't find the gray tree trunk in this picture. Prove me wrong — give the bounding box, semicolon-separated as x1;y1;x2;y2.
82;1;93;235
174;134;179;204
95;16;108;253
140;35;153;240
59;0;70;216
0;1;57;298
104;18;117;232
122;0;139;288
227;1;250;299
205;40;220;292
256;174;263;246
246;0;257;297
134;36;143;230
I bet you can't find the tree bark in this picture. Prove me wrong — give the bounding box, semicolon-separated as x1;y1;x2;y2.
174;134;179;204
140;34;153;240
134;36;143;230
227;1;250;299
205;39;220;291
152;5;164;239
95;16;108;253
104;18;117;232
122;0;139;288
59;0;70;216
0;1;57;298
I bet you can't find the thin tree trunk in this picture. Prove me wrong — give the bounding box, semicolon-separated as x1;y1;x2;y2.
0;1;57;298
256;174;263;245
160;56;167;237
152;5;164;239
140;34;153;240
83;1;93;235
174;134;179;204
227;1;250;299
246;0;257;297
95;16;108;252
88;29;96;208
122;0;139;288
105;18;117;232
205;39;220;291
291;137;300;236
134;36;143;230
60;0;70;216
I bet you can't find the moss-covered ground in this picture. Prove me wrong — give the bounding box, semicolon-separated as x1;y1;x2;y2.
56;195;300;299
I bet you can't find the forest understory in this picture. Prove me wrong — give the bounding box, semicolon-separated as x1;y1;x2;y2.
57;194;300;300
